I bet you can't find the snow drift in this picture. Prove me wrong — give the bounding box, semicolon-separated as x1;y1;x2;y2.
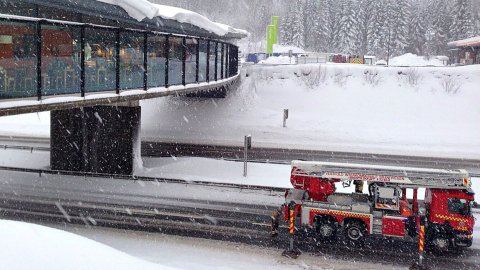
0;220;179;270
141;64;480;160
389;53;446;67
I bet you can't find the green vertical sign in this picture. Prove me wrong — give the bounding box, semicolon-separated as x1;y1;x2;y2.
272;16;279;44
267;24;275;54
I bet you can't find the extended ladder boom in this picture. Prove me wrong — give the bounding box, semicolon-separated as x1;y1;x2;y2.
291;160;471;190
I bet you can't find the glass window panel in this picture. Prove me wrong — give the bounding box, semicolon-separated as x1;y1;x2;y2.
209;41;216;81
229;45;238;76
217;43;222;80
120;32;144;90
147;35;166;88
448;198;471;216
223;44;230;78
0;1;36;17
224;44;228;78
223;44;228;79
0;21;37;99
198;40;207;83
41;24;81;96
168;37;183;86
84;28;117;92
185;38;197;84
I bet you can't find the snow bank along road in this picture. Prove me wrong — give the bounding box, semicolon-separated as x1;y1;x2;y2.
0;169;479;269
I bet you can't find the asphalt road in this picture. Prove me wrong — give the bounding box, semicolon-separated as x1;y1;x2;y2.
0;170;479;269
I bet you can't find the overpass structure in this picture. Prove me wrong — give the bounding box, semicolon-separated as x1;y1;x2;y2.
0;0;245;175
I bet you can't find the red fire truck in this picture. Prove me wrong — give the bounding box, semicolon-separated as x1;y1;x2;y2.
275;161;475;252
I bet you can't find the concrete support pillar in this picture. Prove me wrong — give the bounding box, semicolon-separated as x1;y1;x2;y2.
51;104;141;175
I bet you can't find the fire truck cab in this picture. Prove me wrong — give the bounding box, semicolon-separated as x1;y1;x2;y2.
280;161;475;252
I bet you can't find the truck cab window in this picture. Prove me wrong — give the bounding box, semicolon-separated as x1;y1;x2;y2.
448;198;471;216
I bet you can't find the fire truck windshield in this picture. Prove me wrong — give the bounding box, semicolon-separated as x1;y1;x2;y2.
448;198;472;216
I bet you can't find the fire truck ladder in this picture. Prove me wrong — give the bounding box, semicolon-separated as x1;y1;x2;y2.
291;161;471;190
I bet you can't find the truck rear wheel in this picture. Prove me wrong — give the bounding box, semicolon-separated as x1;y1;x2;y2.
344;221;366;244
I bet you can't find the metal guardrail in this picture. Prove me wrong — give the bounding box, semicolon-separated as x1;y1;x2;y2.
0;165;286;193
0;144;50;152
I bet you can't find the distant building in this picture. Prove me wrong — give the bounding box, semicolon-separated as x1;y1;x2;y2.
447;36;480;65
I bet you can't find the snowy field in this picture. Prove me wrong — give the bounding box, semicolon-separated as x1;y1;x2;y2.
140;64;480;159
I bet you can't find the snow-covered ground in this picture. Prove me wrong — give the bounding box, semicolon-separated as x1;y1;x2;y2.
0;220;173;270
258;55;296;65
389;53;447;67
0;219;411;270
141;64;480;159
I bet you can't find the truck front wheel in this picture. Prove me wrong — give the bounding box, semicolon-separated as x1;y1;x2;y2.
431;236;450;253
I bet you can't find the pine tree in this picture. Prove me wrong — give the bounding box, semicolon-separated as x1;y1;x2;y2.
369;0;388;57
280;9;294;45
356;0;375;55
303;0;318;50
407;2;427;55
451;0;475;40
390;0;411;56
313;0;330;52
424;0;454;56
337;0;357;54
291;0;305;48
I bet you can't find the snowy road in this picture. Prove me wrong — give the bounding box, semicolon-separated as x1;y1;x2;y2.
0;161;478;269
0;148;479;269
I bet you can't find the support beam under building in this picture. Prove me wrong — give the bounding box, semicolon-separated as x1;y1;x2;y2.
51;104;141;175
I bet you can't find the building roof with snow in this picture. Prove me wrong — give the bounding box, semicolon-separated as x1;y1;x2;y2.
448;36;480;48
16;0;247;40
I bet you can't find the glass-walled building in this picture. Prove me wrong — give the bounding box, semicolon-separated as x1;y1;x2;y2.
0;20;37;98
0;0;241;100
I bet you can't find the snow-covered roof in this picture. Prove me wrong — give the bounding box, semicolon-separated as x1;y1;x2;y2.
448;36;480;48
96;0;247;38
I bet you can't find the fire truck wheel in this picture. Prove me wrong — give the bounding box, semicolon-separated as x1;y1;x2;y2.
316;218;337;240
344;221;366;243
431;236;450;253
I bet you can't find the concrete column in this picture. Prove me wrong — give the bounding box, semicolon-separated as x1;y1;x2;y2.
51;104;141;175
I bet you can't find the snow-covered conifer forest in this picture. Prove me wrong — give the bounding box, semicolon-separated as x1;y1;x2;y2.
154;0;480;57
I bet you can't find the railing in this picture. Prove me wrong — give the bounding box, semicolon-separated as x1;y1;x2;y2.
0;14;239;101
